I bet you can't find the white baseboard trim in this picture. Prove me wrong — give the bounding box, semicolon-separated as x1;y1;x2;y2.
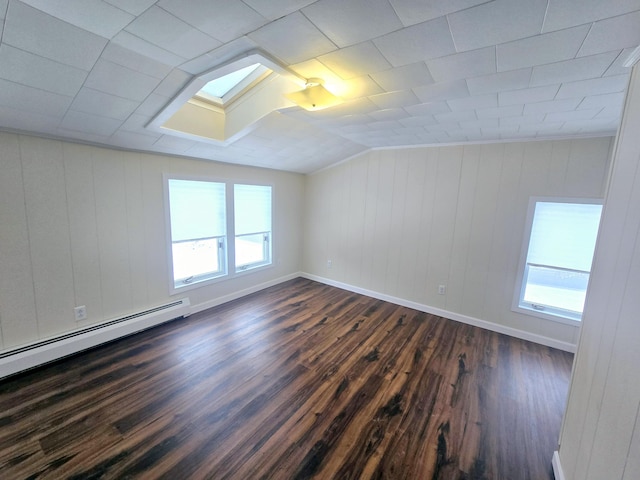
552;451;565;480
301;273;576;353
190;272;301;315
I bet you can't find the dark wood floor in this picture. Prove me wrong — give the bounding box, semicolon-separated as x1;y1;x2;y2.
0;278;573;479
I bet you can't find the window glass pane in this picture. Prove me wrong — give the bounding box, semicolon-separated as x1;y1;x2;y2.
527;202;602;271
234;184;271;235
168;179;226;242
523;265;589;314
236;233;266;268
172;238;221;282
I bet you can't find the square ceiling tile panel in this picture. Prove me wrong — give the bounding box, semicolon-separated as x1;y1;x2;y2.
60;110;123;137
111;30;186;67
373;16;455;67
543;0;640;32
85;59;162;102
0;44;88;97
578;92;626;110
426;47;496;83
529;51;621;87
159;0;267;44
101;43;173;80
0;78;72;117
497;25;591;72
447;94;498;111
70;88;139;121
369;90;421;109
555;75;630;99
19;0;134;39
3;1;107;70
248;11;336;65
243;0;316;20
178;36;258;75
448;0;548;52
319;42;391;80
577;11;640;58
413;79;470;103
370;62;434;91
125;6;221;59
303;0;403;48
404;101;451;116
388;0;494;27
498;85;559;106
476;104;524;119
523;98;581;115
467;68;532;95
104;0;157;16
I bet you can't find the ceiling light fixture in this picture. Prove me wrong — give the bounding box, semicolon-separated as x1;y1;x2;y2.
285;78;343;111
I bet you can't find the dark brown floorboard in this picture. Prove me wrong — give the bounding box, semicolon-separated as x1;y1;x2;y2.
0;278;573;479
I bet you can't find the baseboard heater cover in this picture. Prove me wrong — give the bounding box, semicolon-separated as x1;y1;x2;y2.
0;298;191;379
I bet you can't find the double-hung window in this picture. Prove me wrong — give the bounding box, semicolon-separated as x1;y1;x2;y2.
167;179;227;289
514;198;602;322
234;184;272;272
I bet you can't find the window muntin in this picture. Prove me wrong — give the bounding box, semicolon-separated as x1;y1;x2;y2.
234;184;272;272
516;199;602;322
168;179;227;288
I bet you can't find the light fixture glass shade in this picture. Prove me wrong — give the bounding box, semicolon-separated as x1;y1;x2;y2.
285;80;343;111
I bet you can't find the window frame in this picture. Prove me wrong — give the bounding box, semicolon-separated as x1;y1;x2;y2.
164;175;274;294
512;196;603;325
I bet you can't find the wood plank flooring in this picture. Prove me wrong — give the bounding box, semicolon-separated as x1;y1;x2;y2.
0;278;573;479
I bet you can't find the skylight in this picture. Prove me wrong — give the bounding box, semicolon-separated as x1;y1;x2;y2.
196;63;263;103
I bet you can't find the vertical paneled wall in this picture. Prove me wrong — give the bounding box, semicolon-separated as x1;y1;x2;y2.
0;133;304;351
557;67;640;480
303;137;612;346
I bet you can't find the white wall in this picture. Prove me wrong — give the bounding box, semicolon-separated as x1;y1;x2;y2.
0;133;304;351
303;137;612;348
556;67;640;480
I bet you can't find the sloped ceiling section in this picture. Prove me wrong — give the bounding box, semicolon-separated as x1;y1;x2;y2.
0;0;638;173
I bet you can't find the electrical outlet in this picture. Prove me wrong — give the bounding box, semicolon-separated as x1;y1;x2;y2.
74;305;87;321
438;285;446;295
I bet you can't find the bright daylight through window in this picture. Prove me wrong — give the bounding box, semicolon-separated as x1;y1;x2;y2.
516;199;602;322
167;179;272;290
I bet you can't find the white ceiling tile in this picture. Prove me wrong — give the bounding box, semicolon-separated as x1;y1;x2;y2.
339;76;384;100
448;0;548;51
111;30;186;67
0;104;60;133
85;59;162;101
179;37;258;75
426;47;496;83
370;62;434;91
153;69;192;97
523;98;581;115
0;0;7;18
120;112;156;133
595;105;624;119
369;90;421;109
499;114;546;126
578;92;626;110
476;104;524;119
434;110;477;123
447;94;497;111
318;42;391;80
3;1;107;70
578;11;640;58
529;51;620;87
70;88;139;120
413;79;469;103
555;75;630;99
498;85;559;106
102;43;173;79
404;101;451;116
243;0;316;20
159;0;268;44
545;108;602;123
153;135;199;153
19;0;134;38
496;25;590;72
125;6;222;59
543;0;640;32
0;44;88;97
373;17;456;67
108;130;163;149
303;0;402;48
399;115;437;127
460;117;499;129
604;48;637;77
389;0;492;27
370;108;409;121
0;78;72;117
135;93;172;117
248;11;336;64
60;110;122;136
467;68;531;95
104;0;157;16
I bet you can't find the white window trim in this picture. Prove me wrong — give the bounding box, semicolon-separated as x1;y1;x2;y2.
164;174;274;295
511;196;602;326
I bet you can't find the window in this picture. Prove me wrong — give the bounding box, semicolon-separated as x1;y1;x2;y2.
168;179;226;288
515;198;602;322
234;184;272;272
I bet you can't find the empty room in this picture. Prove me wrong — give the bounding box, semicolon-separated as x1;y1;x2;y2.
0;1;639;479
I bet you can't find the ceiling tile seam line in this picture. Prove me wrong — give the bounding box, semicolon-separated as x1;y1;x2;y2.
574;22;596;59
540;0;551;35
444;13;459;53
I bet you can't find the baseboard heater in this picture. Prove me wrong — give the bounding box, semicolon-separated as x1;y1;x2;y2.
0;298;191;380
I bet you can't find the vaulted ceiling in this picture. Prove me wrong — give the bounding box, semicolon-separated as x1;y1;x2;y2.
0;0;638;173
